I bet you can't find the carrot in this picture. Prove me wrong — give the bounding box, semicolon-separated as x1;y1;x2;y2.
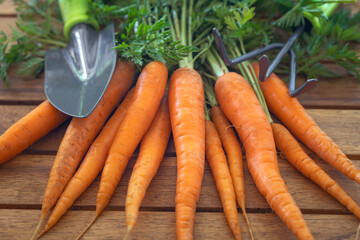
210;106;254;240
125;94;171;237
210;106;245;209
34;88;135;239
32;61;135;238
252;63;360;184
205;119;242;240
215;72;313;240
77;61;168;239
204;77;253;239
271;122;360;219
0;100;70;164
168;67;205;240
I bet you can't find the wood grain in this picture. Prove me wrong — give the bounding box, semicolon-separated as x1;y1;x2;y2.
299;109;360;157
0;22;359;108
0;210;358;240
1;106;359;156
0;0;15;15
297;76;360;109
0;17;16;37
0;73;45;104
0;154;359;213
1;7;359;240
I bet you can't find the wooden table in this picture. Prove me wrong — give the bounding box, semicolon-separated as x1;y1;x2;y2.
1;1;359;239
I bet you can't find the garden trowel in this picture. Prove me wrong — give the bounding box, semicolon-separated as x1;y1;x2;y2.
45;0;116;118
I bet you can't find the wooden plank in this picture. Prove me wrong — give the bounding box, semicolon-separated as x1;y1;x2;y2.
0;64;359;108
306;109;360;157
297;75;360;109
342;1;360;15
0;154;359;213
0;17;17;37
0;210;358;240
0;106;359;156
0;74;45;104
0;17;45;103
0;0;15;15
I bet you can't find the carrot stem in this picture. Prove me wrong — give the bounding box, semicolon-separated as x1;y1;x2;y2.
206;47;228;79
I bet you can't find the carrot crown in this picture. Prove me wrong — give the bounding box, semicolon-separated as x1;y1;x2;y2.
202;3;273;123
164;0;215;69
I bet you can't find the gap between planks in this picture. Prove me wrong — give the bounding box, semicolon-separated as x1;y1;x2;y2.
0;204;356;216
16;151;360;161
2;100;360;109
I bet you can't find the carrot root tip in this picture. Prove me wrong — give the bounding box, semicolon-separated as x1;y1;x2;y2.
124;228;132;240
33;229;47;240
242;208;254;240
75;214;99;240
355;223;360;240
30;215;45;240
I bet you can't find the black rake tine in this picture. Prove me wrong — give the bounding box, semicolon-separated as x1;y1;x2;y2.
258;55;270;82
213;28;284;65
212;28;232;65
266;25;305;78
288;48;318;97
212;27;317;97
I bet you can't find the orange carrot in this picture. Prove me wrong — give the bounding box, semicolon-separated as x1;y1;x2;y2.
215;72;313;240
34;88;135;239
168;67;205;240
205;119;242;240
252;63;360;184
77;61;168;239
33;61;135;238
0;100;70;164
125;94;171;236
271;122;360;219
204;76;253;239
210;106;254;240
210;107;246;210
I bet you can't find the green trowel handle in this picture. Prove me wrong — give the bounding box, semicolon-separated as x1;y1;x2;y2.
303;3;339;33
59;0;100;40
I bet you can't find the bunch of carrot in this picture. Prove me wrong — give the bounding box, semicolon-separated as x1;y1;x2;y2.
1;2;359;239
0;59;171;237
203;38;360;240
0;50;359;240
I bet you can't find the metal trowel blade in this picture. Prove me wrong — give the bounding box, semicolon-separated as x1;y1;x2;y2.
44;23;116;118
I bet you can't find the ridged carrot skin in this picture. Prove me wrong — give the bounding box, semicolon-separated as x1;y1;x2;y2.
253;63;360;184
210;106;245;211
38;88;135;237
0;100;70;164
168;68;205;240
205;120;242;240
215;72;313;240
126;94;171;233
96;61;168;216
271;123;360;219
41;61;135;219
